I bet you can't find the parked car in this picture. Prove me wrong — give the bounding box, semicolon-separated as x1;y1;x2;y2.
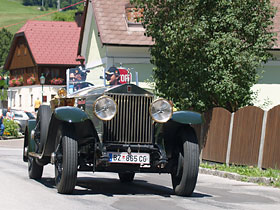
0;108;7;117
1;109;35;134
13;110;35;133
23;67;203;196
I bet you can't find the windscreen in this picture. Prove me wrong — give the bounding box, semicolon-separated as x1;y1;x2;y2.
66;66;132;95
66;66;94;95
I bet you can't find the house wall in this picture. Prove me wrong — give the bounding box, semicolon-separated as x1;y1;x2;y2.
81;1;106;68
8;85;62;113
84;45;154;87
253;51;280;109
82;31;154;87
80;2;154;88
9;37;34;69
105;46;154;88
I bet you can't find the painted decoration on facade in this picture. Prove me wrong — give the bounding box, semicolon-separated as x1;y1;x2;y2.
105;66;132;86
67;67;93;94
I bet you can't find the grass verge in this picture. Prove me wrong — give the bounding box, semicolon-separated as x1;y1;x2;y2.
200;162;280;188
0;0;56;34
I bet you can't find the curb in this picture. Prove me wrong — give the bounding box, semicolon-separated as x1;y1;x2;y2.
0;138;23;148
199;167;277;186
1;136;24;140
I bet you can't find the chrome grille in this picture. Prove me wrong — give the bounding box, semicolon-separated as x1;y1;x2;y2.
104;94;154;144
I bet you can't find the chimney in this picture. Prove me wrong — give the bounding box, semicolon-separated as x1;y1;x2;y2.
75;11;83;27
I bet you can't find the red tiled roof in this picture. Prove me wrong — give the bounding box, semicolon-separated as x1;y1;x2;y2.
91;0;153;46
272;0;280;49
81;0;280;50
17;20;81;65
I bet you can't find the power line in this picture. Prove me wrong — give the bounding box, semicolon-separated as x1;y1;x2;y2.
0;0;84;30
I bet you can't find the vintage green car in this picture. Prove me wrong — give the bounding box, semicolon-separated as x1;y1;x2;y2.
23;66;203;196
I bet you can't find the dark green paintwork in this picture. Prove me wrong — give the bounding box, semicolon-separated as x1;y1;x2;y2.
106;84;153;95
171;111;203;124
54;106;89;123
27;119;36;153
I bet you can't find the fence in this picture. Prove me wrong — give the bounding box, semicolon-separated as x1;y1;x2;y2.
197;105;280;170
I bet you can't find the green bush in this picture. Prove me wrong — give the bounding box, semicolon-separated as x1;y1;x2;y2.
3;118;19;137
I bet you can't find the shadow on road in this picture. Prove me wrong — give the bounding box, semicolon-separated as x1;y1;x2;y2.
36;176;210;198
76;177;173;197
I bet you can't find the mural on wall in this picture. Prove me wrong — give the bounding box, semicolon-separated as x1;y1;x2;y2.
105;66;132;86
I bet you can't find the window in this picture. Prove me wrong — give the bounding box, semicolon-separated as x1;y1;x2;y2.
51;68;60;78
12;94;15;107
125;5;143;24
17;47;21;56
125;4;145;31
15;113;23;118
24;47;27;56
26;112;35;119
31;94;33;106
27;67;33;74
19;95;22;107
43;96;47;103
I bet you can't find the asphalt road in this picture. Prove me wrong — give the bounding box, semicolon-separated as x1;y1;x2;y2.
1;139;280;210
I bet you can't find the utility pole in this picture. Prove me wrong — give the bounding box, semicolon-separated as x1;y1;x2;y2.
57;0;60;11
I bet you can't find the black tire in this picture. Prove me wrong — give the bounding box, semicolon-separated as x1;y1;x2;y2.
27;124;43;179
171;127;200;196
23;127;28;162
28;156;43;179
118;172;135;182
55;129;78;194
37;105;52;153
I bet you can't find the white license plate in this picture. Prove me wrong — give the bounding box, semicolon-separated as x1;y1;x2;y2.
108;152;150;164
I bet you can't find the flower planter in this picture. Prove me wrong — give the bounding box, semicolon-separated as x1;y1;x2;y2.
27;76;36;85
51;78;64;85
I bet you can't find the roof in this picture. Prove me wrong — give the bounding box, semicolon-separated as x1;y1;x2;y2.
13;20;81;65
90;0;153;46
79;0;280;52
272;0;280;49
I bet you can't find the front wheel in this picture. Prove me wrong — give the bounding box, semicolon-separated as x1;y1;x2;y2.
171;127;200;196
55;134;78;194
28;156;43;179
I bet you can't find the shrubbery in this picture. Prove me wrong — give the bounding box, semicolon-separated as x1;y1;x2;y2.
132;0;275;112
3;119;19;137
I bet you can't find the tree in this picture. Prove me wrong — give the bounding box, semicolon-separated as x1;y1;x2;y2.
52;4;84;21
0;28;12;101
0;28;13;68
132;0;276;112
22;0;32;6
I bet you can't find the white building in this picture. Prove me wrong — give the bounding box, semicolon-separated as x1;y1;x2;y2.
4;20;82;112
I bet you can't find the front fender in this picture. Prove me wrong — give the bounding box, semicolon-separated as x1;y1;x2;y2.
41;107;97;157
171;111;203;125
53;106;89;123
159;111;202;159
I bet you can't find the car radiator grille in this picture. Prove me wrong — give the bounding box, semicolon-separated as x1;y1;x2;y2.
104;94;154;144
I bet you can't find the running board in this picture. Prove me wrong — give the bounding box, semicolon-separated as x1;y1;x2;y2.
28;152;43;159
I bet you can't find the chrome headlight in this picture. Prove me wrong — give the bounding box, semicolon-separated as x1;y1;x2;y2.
58;88;67;98
150;98;173;123
93;96;117;121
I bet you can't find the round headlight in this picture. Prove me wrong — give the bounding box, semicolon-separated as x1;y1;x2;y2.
58;88;67;98
93;96;117;121
150;98;173;123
